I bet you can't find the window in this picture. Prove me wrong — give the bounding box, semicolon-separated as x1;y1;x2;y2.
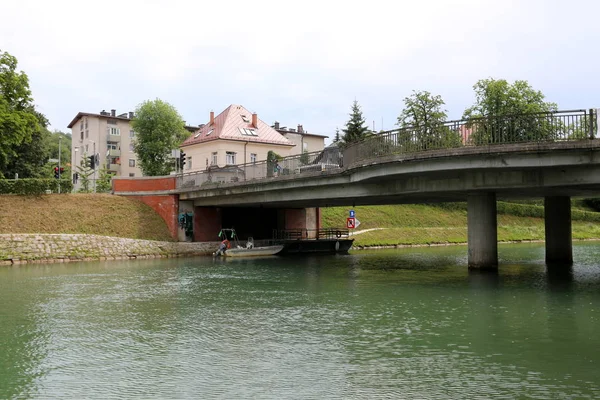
238;127;257;136
80;131;83;141
186;157;192;170
85;144;88;152
303;142;308;152
241;114;250;123
80;121;84;131
85;118;88;129
250;153;257;163
211;152;217;165
226;151;236;165
129;130;135;138
107;142;118;150
206;129;214;136
129;173;135;177
129;143;134;152
129;159;136;167
85;130;89;139
109;127;120;136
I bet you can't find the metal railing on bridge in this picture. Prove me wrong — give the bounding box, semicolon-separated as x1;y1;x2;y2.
177;109;597;190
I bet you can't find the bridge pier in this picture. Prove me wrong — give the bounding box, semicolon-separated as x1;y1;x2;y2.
544;196;573;265
467;193;498;270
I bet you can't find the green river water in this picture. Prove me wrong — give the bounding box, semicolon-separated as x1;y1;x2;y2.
1;242;599;399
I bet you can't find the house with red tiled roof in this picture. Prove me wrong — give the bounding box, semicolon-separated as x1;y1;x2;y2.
180;104;295;173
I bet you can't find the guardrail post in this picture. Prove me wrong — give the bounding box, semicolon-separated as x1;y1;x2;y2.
590;109;596;140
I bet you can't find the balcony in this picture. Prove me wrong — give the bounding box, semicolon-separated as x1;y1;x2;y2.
108;149;121;157
109;163;121;173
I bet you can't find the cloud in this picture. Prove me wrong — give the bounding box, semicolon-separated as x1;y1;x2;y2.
2;0;600;139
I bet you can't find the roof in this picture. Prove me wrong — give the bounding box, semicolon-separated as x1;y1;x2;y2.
181;105;294;148
67;112;129;128
275;128;328;139
67;111;199;132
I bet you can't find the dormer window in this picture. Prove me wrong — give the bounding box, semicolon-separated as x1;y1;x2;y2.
239;127;257;136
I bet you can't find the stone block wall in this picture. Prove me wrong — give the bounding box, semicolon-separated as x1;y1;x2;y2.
0;234;217;265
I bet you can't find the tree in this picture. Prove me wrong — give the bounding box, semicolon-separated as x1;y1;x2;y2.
267;150;282;177
95;165;113;193
333;127;341;143
131;99;188;176
341;100;370;145
397;90;461;151
0;50;43;177
463;79;558;144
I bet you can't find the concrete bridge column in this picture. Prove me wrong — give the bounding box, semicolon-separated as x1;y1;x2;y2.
467;193;498;269
544;196;573;265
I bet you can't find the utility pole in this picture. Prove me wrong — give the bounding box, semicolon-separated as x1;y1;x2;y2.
92;141;96;193
58;136;62;194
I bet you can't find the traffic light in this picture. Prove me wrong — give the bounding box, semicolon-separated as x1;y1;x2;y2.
88;155;96;170
180;152;186;170
53;166;60;179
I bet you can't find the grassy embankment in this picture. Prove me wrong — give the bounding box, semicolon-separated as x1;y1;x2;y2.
1;195;599;247
321;201;600;248
0;194;174;241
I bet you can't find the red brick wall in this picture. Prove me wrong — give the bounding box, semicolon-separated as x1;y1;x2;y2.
194;207;222;242
129;195;179;239
113;176;177;192
285;209;307;230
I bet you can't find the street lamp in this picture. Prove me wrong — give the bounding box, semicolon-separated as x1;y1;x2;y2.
58;136;62;194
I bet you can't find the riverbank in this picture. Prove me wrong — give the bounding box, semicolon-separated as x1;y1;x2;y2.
0;234;216;265
322;203;600;248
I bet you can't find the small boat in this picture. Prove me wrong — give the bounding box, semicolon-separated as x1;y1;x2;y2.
213;229;283;258
222;245;284;257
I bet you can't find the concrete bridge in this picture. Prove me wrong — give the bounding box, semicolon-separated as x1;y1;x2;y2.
113;109;600;269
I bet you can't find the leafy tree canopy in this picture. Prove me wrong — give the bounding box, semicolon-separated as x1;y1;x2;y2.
131;99;188;176
0;50;44;177
463;78;557;119
463;79;558;144
341;100;370;145
396;90;461;151
397;90;448;128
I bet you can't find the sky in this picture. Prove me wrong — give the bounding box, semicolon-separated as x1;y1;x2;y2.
2;0;599;144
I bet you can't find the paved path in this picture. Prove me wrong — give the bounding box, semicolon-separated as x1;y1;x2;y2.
349;228;386;236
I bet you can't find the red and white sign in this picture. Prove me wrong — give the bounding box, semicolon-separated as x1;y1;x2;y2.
347;217;356;229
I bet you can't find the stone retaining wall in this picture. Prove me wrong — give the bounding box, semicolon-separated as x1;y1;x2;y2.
0;234;217;265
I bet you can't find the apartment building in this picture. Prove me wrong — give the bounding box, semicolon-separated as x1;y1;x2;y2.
67;108;196;190
67;109;141;188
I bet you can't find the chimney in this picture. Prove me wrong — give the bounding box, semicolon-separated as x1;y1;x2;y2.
274;121;280;130
128;111;134;119
210;111;214;125
252;113;258;128
298;124;304;133
111;109;116;117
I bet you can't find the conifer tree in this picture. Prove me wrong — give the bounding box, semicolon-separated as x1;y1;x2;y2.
341;100;370;145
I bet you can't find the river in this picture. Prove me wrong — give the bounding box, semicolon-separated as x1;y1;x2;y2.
1;242;599;399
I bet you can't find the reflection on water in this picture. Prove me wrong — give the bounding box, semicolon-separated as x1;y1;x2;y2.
0;242;599;399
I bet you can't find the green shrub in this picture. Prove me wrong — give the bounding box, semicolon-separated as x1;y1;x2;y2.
0;179;73;195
